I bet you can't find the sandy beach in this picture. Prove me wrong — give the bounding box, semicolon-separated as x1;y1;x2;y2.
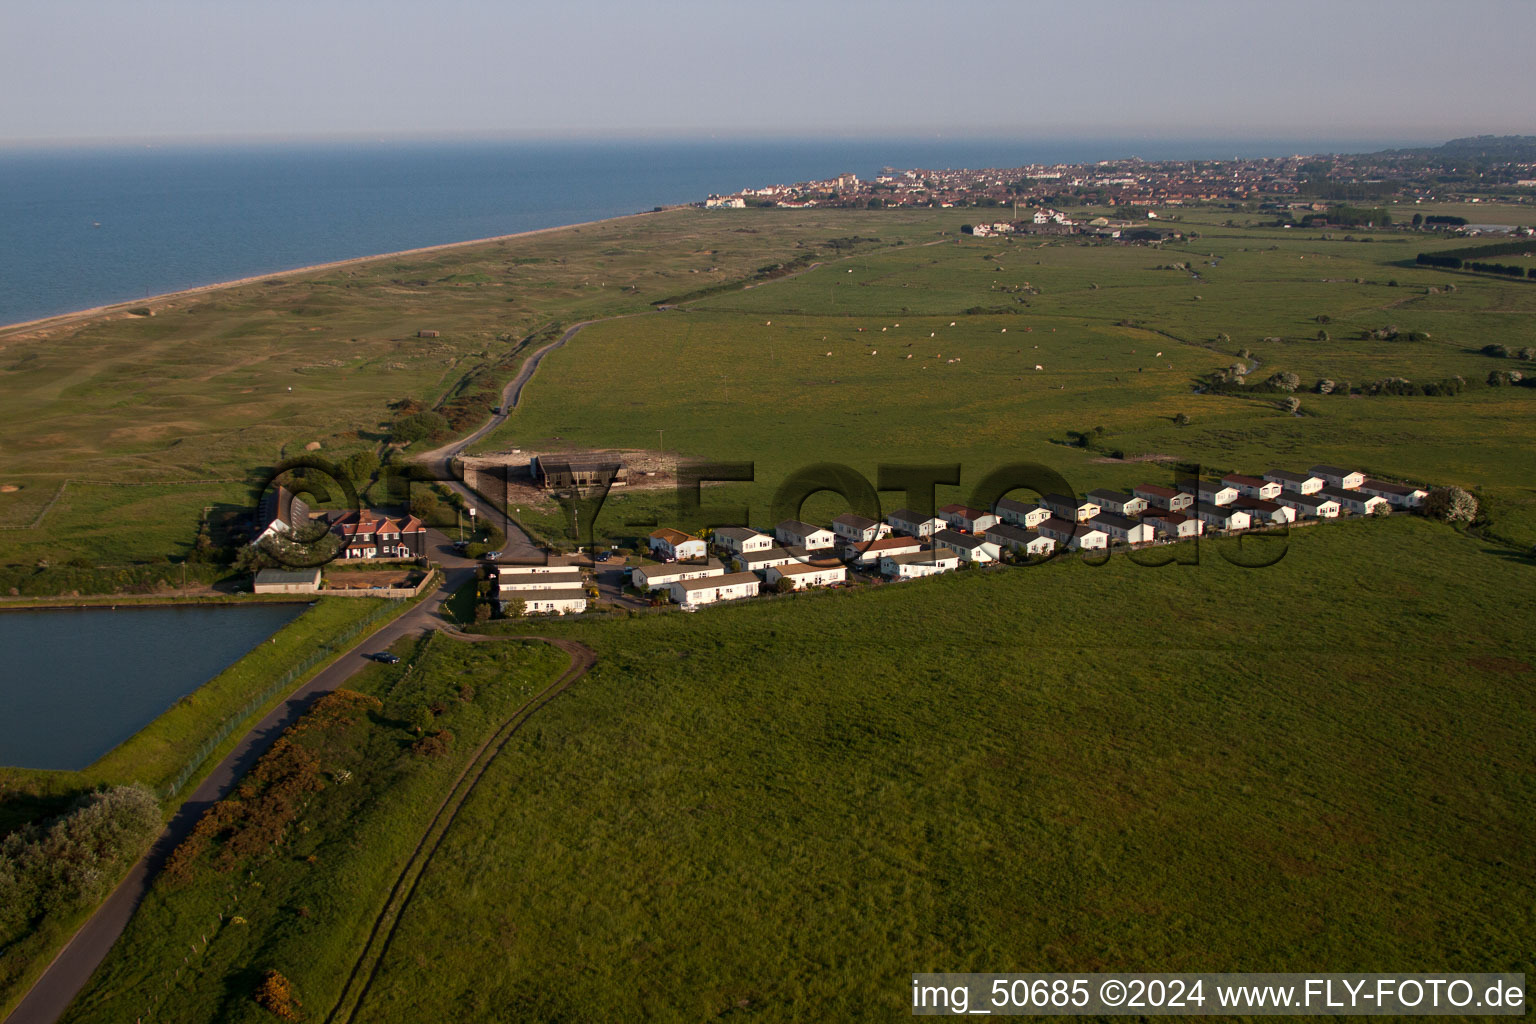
0;207;672;338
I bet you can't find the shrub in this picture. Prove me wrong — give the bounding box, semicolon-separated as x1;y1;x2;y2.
1315;378;1336;394
1282;397;1302;414
1424;486;1478;524
1267;371;1301;392
254;969;303;1021
412;729;455;757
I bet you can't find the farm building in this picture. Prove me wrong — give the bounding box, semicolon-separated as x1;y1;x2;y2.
887;508;945;537
937;504;1000;533
994;497;1052;529
764;562;847;590
648;527;707;562
530;455;628;490
1310;465;1365;490
1133;484;1194;512
668;571;761;609
1264;470;1324;495
775;520;837;550
712;526;774;555
1087;512;1156;546
878;550;961;579
831;513;891;544
1041;493;1101;522
631;559;726;591
932;528;1001;563
253;568;321;594
1222;473;1282;500
984;523;1056;556
1086;489;1148;516
844;535;925;566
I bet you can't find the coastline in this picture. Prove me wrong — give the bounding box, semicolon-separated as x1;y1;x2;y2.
0;206;679;337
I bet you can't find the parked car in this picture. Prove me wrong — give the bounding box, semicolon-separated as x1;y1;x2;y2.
368;652;400;664
484;550;502;561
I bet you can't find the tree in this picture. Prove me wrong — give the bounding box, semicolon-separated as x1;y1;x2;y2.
1317;329;1330;342
254;970;303;1021
1283;396;1302;414
1174;412;1191;426
1518;347;1536;361
1315;378;1336;394
774;576;797;594
1424;486;1478;524
1267;371;1301;392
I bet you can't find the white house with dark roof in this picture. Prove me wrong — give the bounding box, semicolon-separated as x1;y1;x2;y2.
1264;470;1324;495
1310;465;1365;490
1194;481;1239;507
712;526;774;555
1321;486;1391;515
1087;512;1156;546
1193;502;1250;532
649;527;707;561
1041;493;1101;522
933;528;1001;563
738;546;821;574
764;561;847;590
985;523;1056;557
1359;479;1428;509
1038;517;1108;550
775;520;836;550
1133;484;1194;511
1222;473;1282;500
831;513;891;544
495;568;584;594
513;589;589;616
1231;496;1296;525
844;535;925;566
937;504;1000;533
1141;510;1204;539
1086;489;1148;516
887;508;945;537
878;549;961;579
1275;492;1340;518
632;559;726;591
993;497;1052;529
668;571;761;608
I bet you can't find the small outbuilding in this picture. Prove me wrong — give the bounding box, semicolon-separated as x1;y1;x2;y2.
253;568;322;594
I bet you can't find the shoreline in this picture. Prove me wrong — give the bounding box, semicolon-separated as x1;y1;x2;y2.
0;206;681;336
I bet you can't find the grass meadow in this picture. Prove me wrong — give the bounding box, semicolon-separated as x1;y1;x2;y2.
58;517;1536;1022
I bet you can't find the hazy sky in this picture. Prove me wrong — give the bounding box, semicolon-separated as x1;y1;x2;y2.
3;0;1532;145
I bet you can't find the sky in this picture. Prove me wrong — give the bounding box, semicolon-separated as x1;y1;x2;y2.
2;0;1533;146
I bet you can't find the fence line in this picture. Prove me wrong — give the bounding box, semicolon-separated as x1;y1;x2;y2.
160;599;405;799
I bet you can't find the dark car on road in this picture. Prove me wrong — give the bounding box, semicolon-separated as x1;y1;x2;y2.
368;652;400;664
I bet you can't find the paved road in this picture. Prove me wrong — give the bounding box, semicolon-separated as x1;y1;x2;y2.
2;537;484;1024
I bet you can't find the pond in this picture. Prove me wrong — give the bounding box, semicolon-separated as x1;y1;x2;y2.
0;603;307;771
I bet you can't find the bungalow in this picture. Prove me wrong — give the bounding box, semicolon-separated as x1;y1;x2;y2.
993;497;1052;529
1133;484;1194;512
1193;481;1239;507
1193;501;1251;532
1275;492;1341;519
712;526;774;555
737;546;811;574
1322;486;1391;516
1087;512;1156;546
495;568;585;593
649;527;707;562
985;523;1056;557
831;513;891;544
844;535;925;566
1041;493;1101;522
668;571;761;609
512;588;588;616
775;519;837;550
1038;517;1108;551
1222;473;1282;500
932;528;1001;563
764;561;847;590
1359;479;1428;509
878;549;962;579
1086;489;1148;516
631;559;726;591
1140;510;1204;539
1264;470;1324;495
1310;465;1365;490
938;503;1000;533
1231;496;1296;525
887;507;945;537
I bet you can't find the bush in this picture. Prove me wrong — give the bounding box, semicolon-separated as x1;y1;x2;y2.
1424;486;1478;524
254;969;303;1021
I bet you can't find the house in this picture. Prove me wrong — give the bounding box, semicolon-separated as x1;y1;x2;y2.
878;549;961;579
495;567;584;593
252;484;310;547
1193;502;1251;531
1041;493;1101;522
530;455;627;490
737;546;806;574
887;507;945;537
712;526;774;555
937;504;1000;533
1264;470;1324;494
631;559;726;591
775;519;837;550
1087;512;1156;546
985;523;1056;557
1193;481;1239;507
648;527;707;562
764;562;847;590
253;568;321;594
1038;517;1108;551
1086;489;1149;516
993;497;1052;529
1310;465;1365;490
1231;496;1296;525
329;510;429;560
1222;473;1282;500
844;535;925;566
932;528;1001;563
831;513;891;544
1321;486;1391;515
1275;492;1341;518
668;571;761;608
1359;479;1429;509
511;589;588;616
1133;484;1194;512
1140;510;1204;539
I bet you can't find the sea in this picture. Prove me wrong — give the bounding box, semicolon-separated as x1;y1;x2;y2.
0;136;1419;326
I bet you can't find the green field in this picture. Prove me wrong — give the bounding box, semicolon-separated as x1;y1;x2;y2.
60;518;1536;1022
